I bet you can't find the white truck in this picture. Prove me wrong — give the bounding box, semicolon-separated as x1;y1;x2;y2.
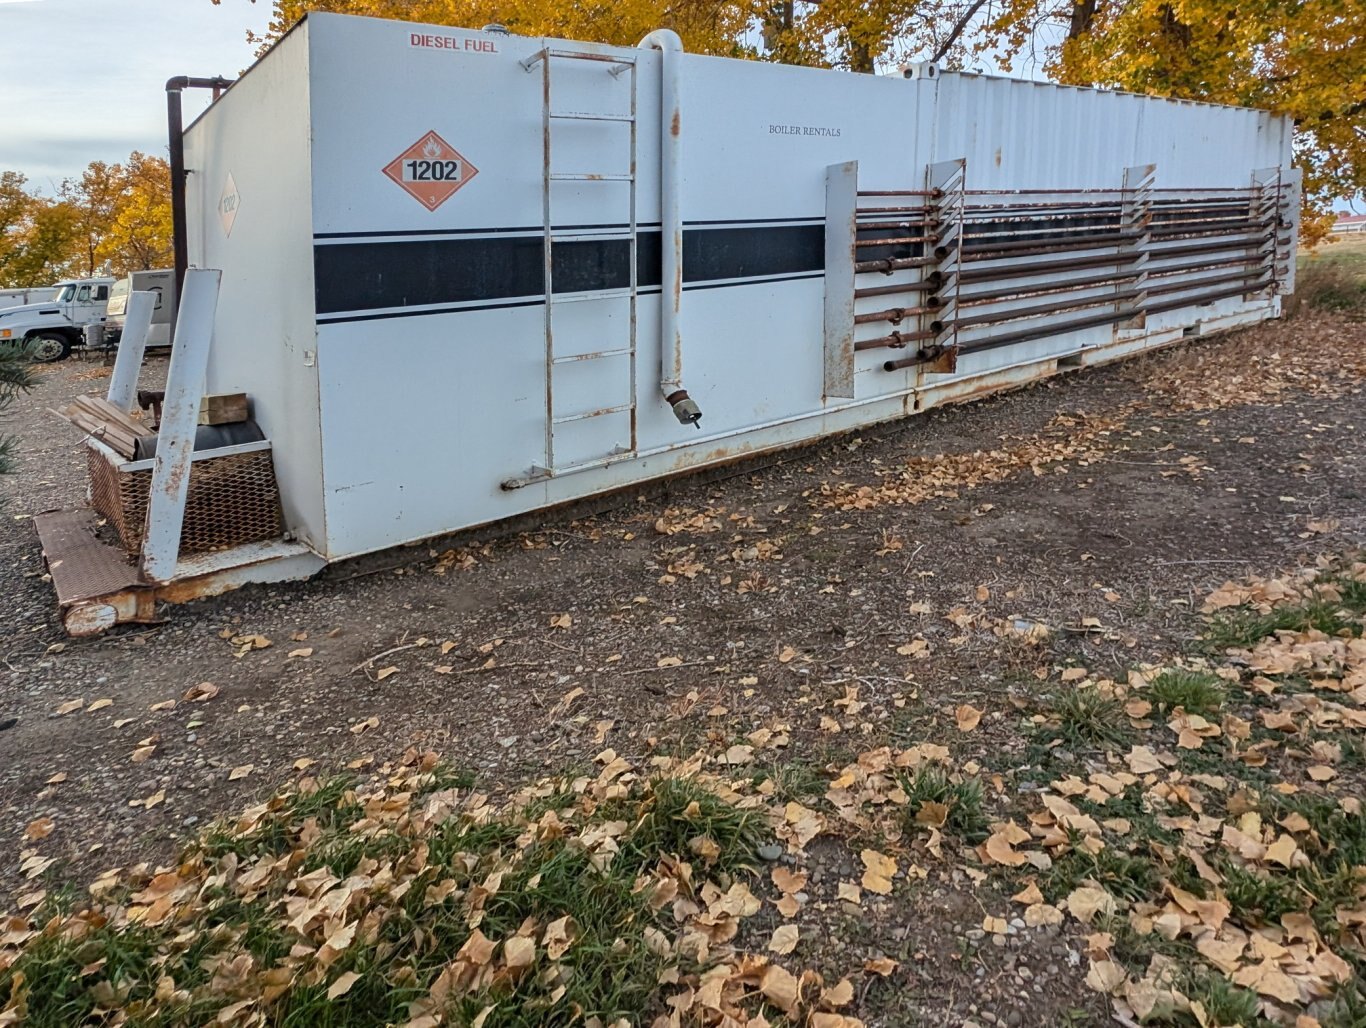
104;269;176;349
0;276;115;361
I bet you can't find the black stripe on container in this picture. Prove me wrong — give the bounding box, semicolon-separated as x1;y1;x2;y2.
314;271;828;325
314;224;824;316
312;216;821;240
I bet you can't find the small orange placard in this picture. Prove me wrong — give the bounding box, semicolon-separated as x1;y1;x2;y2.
382;131;479;211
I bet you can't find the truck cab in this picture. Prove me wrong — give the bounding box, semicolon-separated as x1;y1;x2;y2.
0;276;115;361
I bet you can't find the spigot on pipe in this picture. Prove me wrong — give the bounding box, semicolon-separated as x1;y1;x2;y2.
665;389;702;428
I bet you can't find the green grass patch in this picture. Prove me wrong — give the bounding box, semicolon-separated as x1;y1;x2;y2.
615;775;767;876
1205;599;1361;651
1218;859;1304;926
750;759;828;804
1146;669;1226;715
1036;688;1132;750
0;765;775;1028
896;766;989;842
1185;972;1269;1027
1046;834;1161;903
1298;249;1366;314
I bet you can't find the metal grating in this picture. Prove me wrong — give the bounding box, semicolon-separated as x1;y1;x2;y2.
34;509;140;605
87;445;284;555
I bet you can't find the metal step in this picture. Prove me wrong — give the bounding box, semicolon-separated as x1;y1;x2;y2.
523;48;637;71
551;288;635;304
549;173;633;182
552;347;632;365
550;231;634;243
552;402;633;425
550;111;634;122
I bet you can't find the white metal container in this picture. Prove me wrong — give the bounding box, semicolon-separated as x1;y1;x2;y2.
181;12;1296;564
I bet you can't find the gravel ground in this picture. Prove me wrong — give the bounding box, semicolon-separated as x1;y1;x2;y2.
2;310;1364;1025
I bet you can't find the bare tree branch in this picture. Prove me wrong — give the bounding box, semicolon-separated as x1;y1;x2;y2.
932;0;989;63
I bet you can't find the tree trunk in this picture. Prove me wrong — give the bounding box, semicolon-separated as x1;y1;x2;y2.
1068;0;1097;39
849;37;875;73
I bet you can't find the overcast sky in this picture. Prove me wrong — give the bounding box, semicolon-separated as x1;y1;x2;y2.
0;0;271;192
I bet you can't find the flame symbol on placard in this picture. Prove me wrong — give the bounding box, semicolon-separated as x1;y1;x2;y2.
422;137;444;158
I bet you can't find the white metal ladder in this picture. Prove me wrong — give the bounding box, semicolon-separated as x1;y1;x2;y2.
521;46;639;478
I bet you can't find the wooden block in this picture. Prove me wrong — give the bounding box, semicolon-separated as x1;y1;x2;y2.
71;396;155;439
198;393;249;426
61;409;138;458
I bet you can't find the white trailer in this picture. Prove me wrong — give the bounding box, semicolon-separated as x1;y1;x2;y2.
36;12;1297;634
0;286;54;311
104;269;177;348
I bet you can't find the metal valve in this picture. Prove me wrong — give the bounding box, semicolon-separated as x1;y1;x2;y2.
665;389;702;428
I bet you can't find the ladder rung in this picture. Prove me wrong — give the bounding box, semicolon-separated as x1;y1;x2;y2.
546;49;635;65
524;49;637;70
551;288;635;303
551;231;635;243
552;347;633;364
552;403;633;425
549;173;633;182
550;111;634;123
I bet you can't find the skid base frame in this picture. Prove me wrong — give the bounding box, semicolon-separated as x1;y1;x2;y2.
36;509;325;636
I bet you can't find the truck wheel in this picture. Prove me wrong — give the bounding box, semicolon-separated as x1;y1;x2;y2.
28;332;72;363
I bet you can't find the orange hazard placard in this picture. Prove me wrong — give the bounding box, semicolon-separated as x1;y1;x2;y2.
382;131;479;211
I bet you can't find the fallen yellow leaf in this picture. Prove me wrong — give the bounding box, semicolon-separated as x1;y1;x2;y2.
767;923;799;955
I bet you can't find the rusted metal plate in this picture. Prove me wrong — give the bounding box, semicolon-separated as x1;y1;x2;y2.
35;510;140;605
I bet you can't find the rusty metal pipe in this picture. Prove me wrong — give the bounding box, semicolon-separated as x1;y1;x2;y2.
966;188;1124;195
1144;278;1272;315
962;230;1137;260
955;288;1142;328
883;274;1274;371
855;254;936;274
855;276;941;298
855;234;935;247
958;269;1138;305
957;278;1271;356
855;328;937;352
167;75;234;308
1152;215;1269;230
857;205;937;215
1148;254;1269;276
960;253;1268;306
1145;268;1271;296
965;199;1124;211
856;218;933;230
854;301;941;325
957;251;1139;284
1149;236;1271;261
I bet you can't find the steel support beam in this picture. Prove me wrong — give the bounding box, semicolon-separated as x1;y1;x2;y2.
141;269;220;583
105;291;157;412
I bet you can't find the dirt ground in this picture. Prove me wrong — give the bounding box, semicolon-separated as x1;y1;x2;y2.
2;304;1365;1026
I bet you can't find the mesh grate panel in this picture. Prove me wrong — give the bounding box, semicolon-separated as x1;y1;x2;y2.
87;444;283;555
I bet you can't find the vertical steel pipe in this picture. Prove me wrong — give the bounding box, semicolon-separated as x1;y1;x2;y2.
637;29;699;427
166;76;234;310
